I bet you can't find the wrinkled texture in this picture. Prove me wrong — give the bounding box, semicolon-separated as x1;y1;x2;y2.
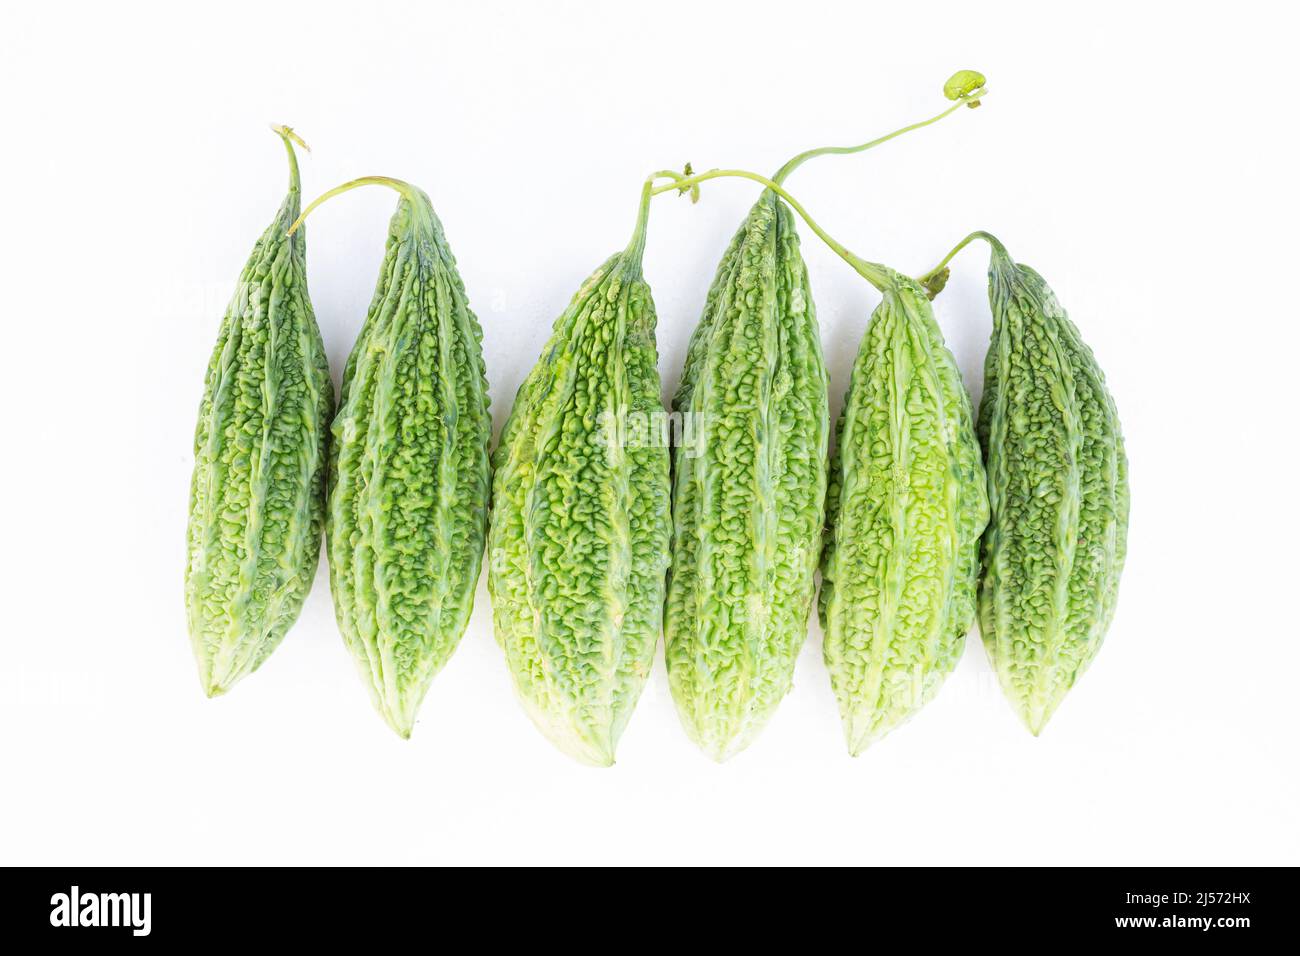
818;270;988;754
665;193;829;761
977;240;1129;734
185;141;333;696
488;228;671;766
329;191;491;738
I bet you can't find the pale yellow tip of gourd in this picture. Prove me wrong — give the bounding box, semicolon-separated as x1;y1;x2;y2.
575;741;616;768
699;736;751;764
379;709;415;740
560;748;615;768
571;727;620;767
201;670;232;698
1022;707;1053;737
844;718;881;757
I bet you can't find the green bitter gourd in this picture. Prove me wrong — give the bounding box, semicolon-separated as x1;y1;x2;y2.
488;181;672;767
661;74;987;761
920;231;1129;734
184;126;333;697
818;265;988;754
288;177;492;738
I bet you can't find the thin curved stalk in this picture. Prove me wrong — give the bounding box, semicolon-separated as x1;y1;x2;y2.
771;86;985;184
287;175;425;237
916;230;1009;283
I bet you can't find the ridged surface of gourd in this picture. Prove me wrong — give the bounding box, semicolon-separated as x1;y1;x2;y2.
488;232;671;767
328;190;491;738
665;192;829;761
818;270;988;754
185;136;333;697
977;239;1129;734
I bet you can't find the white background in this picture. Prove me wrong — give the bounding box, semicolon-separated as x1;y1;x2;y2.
2;0;1297;866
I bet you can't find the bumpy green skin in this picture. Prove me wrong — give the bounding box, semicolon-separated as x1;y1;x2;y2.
818;270;988;754
185;137;333;697
665;193;830;762
977;240;1129;734
328;191;491;738
488;231;671;767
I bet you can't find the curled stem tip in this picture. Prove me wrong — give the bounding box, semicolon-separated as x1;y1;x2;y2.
645;164;699;202
270;124;311;153
944;70;987;103
680;163;700;203
287;175;420;237
770;70;988;184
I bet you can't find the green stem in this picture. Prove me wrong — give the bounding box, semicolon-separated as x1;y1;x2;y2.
915;229;1010;288
287;176;425;237
270;125;309;193
649;168;891;290
623;178;654;261
771;88;985;184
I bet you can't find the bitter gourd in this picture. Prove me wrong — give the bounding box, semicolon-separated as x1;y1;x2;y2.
184;126;333;697
818;266;988;754
921;231;1129;734
289;176;491;738
663;188;828;763
488;181;672;767
661;75;986;761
